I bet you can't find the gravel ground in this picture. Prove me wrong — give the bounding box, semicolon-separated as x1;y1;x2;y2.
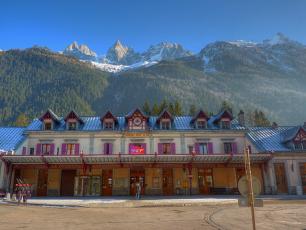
0;202;306;230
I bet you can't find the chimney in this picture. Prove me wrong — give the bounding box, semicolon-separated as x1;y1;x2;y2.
303;122;306;129
238;110;245;126
272;122;278;129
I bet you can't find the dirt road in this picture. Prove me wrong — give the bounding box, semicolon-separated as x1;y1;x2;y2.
0;203;305;230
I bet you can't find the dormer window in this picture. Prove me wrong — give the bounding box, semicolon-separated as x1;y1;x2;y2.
68;122;77;130
64;110;84;131
104;121;114;130
101;111;118;130
161;120;171;130
221;120;231;129
196;120;207;129
44;122;52;130
294;141;306;150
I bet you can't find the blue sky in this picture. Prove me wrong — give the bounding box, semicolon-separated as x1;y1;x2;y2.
1;0;305;53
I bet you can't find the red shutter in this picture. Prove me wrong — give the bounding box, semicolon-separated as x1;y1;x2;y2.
170;143;176;154
61;144;67;155
103;143;107;155
22;147;27;155
158;143;163;154
194;143;200;154
50;144;55;155
75;144;80;155
248;145;252;154
109;143;113;154
208;142;213;155
232;142;238;154
142;143;147;154
36;144;41;155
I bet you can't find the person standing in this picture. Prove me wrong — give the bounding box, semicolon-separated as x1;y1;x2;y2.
136;182;141;200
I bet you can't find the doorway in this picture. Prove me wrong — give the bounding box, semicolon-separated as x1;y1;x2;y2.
274;163;288;194
162;168;173;195
61;170;76;196
130;168;145;196
37;169;48;196
198;168;213;195
102;169;113;196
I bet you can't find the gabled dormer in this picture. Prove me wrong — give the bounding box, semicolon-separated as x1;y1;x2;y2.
191;110;208;129
156;110;173;130
39;109;60;131
125;108;148;130
214;110;233;129
101;111;118;130
64;110;84;130
282;126;306;150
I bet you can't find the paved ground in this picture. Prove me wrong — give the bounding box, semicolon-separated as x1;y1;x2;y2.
1;201;306;229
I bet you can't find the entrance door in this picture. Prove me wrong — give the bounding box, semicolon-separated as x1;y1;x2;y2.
37;169;48;196
130;168;145;196
300;163;306;194
274;163;288;194
162;168;173;195
102;169;112;196
198;169;213;195
61;170;76;196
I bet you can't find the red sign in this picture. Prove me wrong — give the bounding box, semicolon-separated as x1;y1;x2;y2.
130;144;145;155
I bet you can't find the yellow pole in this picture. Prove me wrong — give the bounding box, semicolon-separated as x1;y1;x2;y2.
244;146;256;230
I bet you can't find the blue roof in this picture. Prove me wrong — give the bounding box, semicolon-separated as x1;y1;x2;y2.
26;116;245;132
0;127;25;152
247;127;295;152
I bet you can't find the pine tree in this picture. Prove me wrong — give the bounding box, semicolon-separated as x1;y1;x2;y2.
189;104;197;116
168;102;175;115
174;101;183;115
14;113;29;127
159;99;168;113
220;100;233;114
254;109;270;127
142;100;151;115
151;103;160;116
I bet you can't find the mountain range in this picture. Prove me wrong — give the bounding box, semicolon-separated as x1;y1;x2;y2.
0;33;306;125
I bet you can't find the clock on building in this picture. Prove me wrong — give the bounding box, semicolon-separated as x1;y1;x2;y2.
133;117;142;126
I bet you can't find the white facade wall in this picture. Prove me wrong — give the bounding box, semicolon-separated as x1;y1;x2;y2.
18;131;246;156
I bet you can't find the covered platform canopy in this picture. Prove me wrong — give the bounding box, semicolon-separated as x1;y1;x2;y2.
0;153;272;165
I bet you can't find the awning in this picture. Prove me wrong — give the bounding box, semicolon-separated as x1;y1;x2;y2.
1;153;272;164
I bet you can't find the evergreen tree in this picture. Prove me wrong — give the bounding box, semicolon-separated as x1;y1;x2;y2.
254;110;270;127
142;100;151;115
189;104;197;116
174;101;183;115
220;100;233;114
151;103;160;116
159;99;168;113
14;113;29;127
168;102;175;115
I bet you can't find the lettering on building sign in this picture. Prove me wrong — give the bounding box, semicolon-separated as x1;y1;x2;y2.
123;132;150;137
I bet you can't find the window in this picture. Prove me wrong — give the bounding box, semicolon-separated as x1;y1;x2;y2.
197;120;206;129
303;141;306;150
66;144;76;155
104;121;114;129
161;121;171;130
162;143;171;154
41;144;51;155
68;122;77;130
221;120;231;129
199;143;208;155
188;145;194;154
44;122;52;130
29;148;35;156
224;143;233;154
104;143;112;155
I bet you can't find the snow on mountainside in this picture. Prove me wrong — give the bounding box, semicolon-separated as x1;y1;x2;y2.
143;42;192;61
63;41;97;61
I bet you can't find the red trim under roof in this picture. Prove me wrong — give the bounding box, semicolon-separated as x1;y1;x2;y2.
101;111;118;123
191;110;208;123
64;110;84;124
157;110;173;123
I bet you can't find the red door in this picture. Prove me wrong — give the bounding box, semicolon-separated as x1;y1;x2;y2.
102;169;113;196
37;169;48;196
60;170;76;196
130;169;145;196
162;169;173;195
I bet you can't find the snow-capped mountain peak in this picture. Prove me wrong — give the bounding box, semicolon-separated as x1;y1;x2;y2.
263;33;293;46
63;41;97;61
